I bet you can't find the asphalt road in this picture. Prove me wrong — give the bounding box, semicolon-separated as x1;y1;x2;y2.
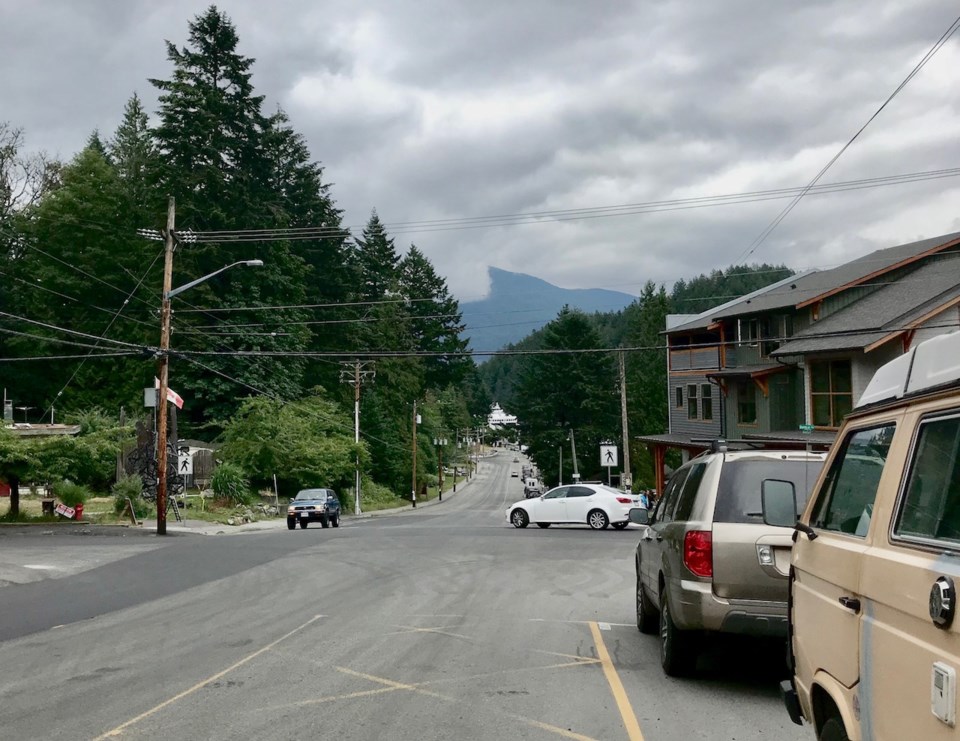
0;453;807;740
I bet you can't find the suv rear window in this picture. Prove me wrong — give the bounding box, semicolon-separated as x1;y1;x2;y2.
713;458;825;524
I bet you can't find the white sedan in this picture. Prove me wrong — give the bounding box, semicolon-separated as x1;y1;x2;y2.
506;483;640;530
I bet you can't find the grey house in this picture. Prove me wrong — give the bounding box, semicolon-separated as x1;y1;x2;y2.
639;232;960;492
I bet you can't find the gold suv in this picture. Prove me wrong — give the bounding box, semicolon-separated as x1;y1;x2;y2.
772;331;960;740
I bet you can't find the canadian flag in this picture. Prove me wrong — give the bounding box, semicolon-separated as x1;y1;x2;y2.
154;377;185;410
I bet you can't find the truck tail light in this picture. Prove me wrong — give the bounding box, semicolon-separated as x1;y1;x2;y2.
683;530;713;578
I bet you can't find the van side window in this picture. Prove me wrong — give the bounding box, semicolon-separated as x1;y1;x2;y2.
809;424;895;537
674;462;707;521
895;413;960;544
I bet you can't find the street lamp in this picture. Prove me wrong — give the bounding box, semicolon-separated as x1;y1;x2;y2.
155;219;263;535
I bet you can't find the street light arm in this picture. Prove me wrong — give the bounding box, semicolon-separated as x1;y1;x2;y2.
165;260;263;300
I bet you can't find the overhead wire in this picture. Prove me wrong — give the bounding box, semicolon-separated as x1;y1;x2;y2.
180;166;960;242
734;12;960;264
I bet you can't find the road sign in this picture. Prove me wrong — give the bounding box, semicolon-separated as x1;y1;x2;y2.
799;424;815;434
600;444;618;468
178;450;193;475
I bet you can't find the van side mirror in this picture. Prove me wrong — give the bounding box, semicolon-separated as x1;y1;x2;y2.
761;479;798;528
629;507;649;525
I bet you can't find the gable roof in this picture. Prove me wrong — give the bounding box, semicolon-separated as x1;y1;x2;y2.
668;231;960;335
772;253;960;356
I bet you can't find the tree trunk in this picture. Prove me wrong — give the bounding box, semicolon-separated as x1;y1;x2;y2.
8;474;20;517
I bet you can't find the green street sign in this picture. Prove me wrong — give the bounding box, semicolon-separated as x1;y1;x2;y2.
799;424;815;434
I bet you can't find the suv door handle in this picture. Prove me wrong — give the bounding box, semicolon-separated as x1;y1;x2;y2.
654;534;663;542
838;596;861;613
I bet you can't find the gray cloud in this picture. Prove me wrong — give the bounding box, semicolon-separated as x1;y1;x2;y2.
2;0;958;301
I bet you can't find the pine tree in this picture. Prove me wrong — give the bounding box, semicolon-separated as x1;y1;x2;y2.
109;93;159;213
513;306;618;485
149;6;268;228
398;244;470;388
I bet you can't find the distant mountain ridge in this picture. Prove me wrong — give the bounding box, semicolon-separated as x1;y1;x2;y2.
460;267;636;357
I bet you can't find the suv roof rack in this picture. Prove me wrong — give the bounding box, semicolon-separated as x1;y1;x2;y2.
858;331;960;408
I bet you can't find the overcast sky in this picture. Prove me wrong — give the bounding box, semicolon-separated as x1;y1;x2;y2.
3;1;959;302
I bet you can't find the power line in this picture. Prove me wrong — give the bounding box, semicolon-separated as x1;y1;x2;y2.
164;319;960;360
180;166;960;243
0;352;140;363
734;12;960;264
0;310;146;349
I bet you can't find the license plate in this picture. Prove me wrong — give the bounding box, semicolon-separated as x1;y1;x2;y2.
300;512;310;518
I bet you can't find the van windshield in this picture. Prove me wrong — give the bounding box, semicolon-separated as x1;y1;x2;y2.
713;458;824;524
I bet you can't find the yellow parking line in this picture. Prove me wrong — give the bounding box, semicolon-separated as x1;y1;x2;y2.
94;614;324;739
589;621;644;741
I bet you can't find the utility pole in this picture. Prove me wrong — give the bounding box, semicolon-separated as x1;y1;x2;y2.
155;196;176;536
559;446;563;486
569;429;580;482
619;350;631;490
340;360;374;515
411;400;418;507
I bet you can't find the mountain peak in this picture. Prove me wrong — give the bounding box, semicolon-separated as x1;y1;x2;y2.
461;268;636;357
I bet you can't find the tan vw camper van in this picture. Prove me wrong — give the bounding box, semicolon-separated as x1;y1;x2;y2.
771;331;960;740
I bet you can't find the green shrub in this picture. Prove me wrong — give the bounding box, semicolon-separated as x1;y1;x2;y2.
211;463;251;504
53;479;91;507
111;474;151;517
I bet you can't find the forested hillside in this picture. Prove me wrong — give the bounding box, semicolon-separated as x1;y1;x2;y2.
0;7;486;499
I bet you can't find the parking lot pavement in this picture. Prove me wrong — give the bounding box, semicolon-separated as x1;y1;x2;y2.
0;528;166;588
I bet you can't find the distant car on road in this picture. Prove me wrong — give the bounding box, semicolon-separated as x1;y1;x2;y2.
507;483;637;530
287;488;341;530
511;471;519;477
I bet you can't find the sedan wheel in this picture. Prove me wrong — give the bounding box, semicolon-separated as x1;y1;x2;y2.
511;509;529;528
587;509;609;530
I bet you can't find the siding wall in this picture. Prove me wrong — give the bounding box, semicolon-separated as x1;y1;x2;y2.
668;374;722;440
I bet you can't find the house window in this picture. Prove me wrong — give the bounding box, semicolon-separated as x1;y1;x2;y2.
676;386;684;408
687;384;698;420
737;381;757;425
810;359;853;428
701;384;713;421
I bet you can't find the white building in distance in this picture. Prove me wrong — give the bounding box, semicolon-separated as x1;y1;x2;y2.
487;403;518;429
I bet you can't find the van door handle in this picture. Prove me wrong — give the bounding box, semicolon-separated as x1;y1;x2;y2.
838;596;861;613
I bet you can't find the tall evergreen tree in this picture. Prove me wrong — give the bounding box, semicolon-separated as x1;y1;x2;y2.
512;307;618;486
398;244;470;388
147;6;313;426
109;93;159;213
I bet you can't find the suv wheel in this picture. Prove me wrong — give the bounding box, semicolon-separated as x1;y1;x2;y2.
587;509;609;530
332;515;340;528
320;516;330;529
659;594;697;676
286;518;296;530
299;519;308;529
636;574;657;634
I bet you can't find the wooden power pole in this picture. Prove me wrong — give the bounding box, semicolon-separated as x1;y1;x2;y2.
619;350;631;489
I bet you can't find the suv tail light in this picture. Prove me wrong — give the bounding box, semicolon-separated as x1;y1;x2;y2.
616;497;632;504
683;530;713;578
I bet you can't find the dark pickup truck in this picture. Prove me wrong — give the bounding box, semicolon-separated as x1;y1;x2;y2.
287;488;341;529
